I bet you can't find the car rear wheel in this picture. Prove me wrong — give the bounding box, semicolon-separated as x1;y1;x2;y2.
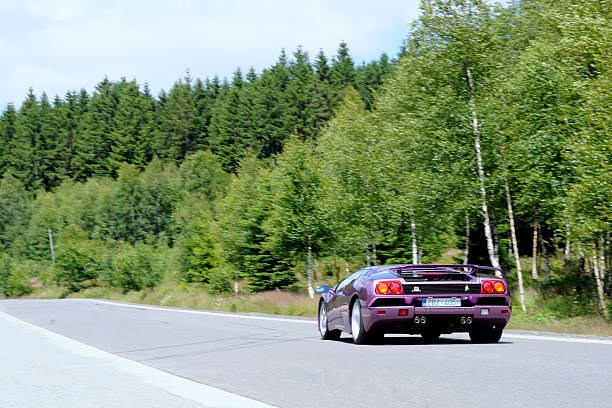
319;301;340;340
469;327;503;343
351;299;373;345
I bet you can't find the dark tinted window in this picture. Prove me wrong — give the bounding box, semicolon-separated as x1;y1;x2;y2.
336;268;368;291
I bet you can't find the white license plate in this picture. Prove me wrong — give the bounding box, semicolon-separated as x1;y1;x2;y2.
423;297;461;307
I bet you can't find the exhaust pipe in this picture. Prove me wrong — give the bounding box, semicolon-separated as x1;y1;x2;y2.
460;317;467;325
414;316;421;324
421;316;426;324
467;317;473;325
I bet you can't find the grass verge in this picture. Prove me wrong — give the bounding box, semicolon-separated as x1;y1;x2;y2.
22;280;321;317
18;279;612;337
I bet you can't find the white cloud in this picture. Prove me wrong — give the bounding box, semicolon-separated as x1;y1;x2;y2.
0;0;421;107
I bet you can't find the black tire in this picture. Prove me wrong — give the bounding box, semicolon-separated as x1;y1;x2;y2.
350;298;372;345
318;301;341;340
469;328;503;343
368;329;385;344
421;330;441;343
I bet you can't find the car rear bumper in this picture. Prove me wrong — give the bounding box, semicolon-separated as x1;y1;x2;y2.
361;303;511;333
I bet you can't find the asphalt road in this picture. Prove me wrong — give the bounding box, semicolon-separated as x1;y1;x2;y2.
1;299;611;408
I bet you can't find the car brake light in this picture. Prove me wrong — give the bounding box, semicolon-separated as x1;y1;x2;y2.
481;281;493;293
376;282;389;294
375;280;404;295
494;281;506;293
389;281;402;294
481;280;506;294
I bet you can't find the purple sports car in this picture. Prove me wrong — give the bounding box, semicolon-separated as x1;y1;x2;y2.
317;264;511;344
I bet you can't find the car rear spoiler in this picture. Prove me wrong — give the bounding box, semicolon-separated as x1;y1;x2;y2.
393;264;506;277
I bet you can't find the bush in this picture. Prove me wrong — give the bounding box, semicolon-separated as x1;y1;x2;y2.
55;245;99;291
111;243;162;292
6;266;33;297
207;266;233;294
0;254;33;297
180;215;217;283
53;225;102;291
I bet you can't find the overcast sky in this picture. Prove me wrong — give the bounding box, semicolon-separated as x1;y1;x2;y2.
0;0;423;108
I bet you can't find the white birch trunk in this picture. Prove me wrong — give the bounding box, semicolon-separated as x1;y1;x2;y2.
502;153;526;312
410;210;418;264
593;254;608;316
599;237;606;280
565;219;571;260
538;222;550;281
492;221;500;264
366;250;371;267
532;217;539;279
463;216;470;264
466;64;499;269
307;235;313;298
418;240;423;264
345;261;350;278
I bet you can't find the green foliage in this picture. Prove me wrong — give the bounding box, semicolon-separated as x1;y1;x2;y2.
0;253;11;296
110;242;161;292
0;254;33;297
54;225;101;291
6;266;33;297
207;265;233;294
266;137;329;257
216;156;296;291
181;213;217;283
0;3;610;308
0;174;28;252
179;150;228;200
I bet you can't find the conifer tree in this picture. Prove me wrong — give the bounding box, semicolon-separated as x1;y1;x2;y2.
7;89;42;190
154;76;196;163
108;80;152;174
38;93;65;189
331;42;356;91
0;104;17;177
287;47;314;138
73;78;117;180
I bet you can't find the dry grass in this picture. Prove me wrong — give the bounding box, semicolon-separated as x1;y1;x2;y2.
435;248;462;264
22;280;320;317
507;315;612;337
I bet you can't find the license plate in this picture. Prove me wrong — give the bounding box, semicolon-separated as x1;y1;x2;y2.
422;297;461;307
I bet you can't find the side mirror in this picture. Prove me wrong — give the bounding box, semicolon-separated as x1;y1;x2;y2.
316;285;330;294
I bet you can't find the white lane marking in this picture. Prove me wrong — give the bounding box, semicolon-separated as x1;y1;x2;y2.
79;298;315;324
502;333;612;345
0;310;277;408
69;299;612;345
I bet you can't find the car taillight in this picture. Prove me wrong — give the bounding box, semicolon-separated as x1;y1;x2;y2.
481;280;506;294
481;281;493;293
375;280;404;295
494;281;506;293
376;282;389;294
389;281;402;294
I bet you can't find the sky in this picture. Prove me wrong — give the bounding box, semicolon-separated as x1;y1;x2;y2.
0;0;423;109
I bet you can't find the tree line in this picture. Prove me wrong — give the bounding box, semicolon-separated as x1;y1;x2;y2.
0;0;610;317
0;42;392;189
